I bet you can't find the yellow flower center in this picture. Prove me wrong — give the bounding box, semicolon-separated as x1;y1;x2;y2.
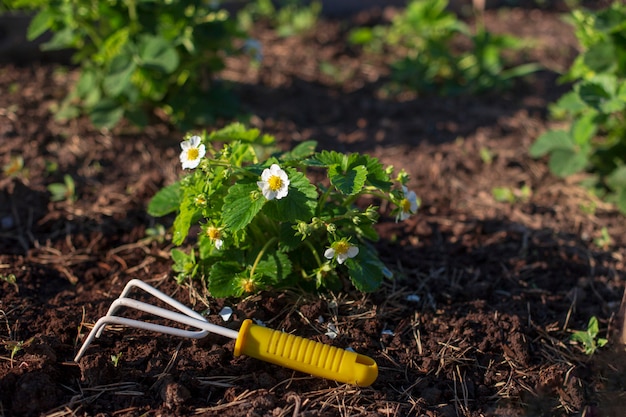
401;198;412;213
187;148;199;160
334;241;350;255
206;226;221;241
242;279;256;293
267;175;283;191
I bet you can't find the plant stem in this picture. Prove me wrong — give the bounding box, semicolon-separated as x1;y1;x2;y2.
249;237;278;280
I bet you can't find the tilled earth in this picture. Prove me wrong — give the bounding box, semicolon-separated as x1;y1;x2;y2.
1;5;626;417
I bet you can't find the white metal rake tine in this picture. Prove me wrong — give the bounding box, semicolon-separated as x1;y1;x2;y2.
95;279;208;338
74;279;238;362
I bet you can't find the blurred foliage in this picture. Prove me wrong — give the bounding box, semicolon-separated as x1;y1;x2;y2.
3;0;244;129
530;2;626;213
349;0;539;95
237;0;321;37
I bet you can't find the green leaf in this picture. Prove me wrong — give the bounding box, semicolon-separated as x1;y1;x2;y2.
348;27;374;45
329;164;367;195
147;182;181;217
208;123;266;144
27;9;54;41
605;165;626;190
139;35;179;74
262;169;317;221
587;316;599;336
75;70;98;99
529;130;574;157
615;187;626;215
553;91;587;113
171;248;198;282
583;41;616;73
306;150;344;167
571;112;598;145
41;27;75;51
172;198;198;245
345;247;385;292
208;261;245;297
361;154;392;190
103;53;136;97
223;182;265;231
97;28;131;65
89;99;124;128
549;148;588;177
255;251;292;284
281;140;317;161
578;81;611;110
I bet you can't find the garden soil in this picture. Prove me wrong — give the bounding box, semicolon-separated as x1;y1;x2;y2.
1;4;626;417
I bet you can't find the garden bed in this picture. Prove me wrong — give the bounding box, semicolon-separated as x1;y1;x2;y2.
1;4;625;417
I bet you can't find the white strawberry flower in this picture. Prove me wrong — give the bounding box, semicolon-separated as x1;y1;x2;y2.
397;185;419;221
324;239;359;264
257;164;289;200
179;136;206;169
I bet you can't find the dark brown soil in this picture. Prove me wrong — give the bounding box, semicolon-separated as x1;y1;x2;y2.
2;5;626;417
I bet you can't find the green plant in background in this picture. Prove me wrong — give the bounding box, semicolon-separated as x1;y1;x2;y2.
593;226;613;249
6;0;242;129
110;353;122;367
349;0;538;95
530;2;626;213
148;123;419;297
47;174;76;202
571;316;608;355
1;273;18;292
238;0;321;38
492;184;531;204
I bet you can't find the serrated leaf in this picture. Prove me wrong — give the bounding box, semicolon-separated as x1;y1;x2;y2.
281;140;317;161
103;53;136;97
75;70;98;99
223;182;265;231
345;247;385;292
255;251;292;284
208;123;263;143
89;99;124;128
583;41;616;73
578;81;611;110
147;181;181;217
208;262;245;297
139;35;179;74
553;91;587;113
361;154;392;190
571;112;598;145
100;28;130;63
172;198;198;245
306;150;344;167
329;164;367;195
549;148;588;177
529;130;574;157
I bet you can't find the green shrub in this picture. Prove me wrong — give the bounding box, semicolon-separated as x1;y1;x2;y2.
8;0;243;129
237;0;321;38
349;0;538;95
148;124;419;297
530;2;626;212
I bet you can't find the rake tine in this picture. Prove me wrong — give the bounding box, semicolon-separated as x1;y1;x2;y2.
75;279;238;362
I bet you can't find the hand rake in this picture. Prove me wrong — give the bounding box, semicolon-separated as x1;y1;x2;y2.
74;279;378;386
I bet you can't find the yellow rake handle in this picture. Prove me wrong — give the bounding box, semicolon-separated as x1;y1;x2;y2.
234;319;378;386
